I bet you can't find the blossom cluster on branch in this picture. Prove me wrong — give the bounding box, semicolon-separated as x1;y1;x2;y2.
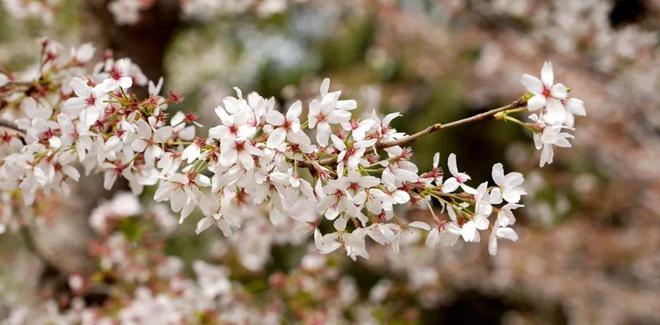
9;193;422;324
0;40;585;258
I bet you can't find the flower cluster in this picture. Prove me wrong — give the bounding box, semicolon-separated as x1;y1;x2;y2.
1;0;60;24
6;194;420;324
106;0;289;25
0;40;585;260
520;62;586;166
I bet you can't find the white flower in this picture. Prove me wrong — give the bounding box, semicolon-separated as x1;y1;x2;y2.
308;79;353;145
208;98;255;140
181;140;202;163
131;118;173;167
340;170;380;202
319;78;357;110
490;163;526;204
371;111;405;142
342;228;369;260
63;77;110;126
102;158;133;191
314;228;341;254
488;227;518;256
420;152;443;185
459;183;492;242
57;114;93;161
148;77;164;96
265;100;302;148
219;138;262;170
103;59;134;90
366;223;398;247
341;117;375;141
460;215;488;242
318;179;366;229
331;134;374;175
425;222;462;247
533;126;574;167
71;43;95;63
441;153;474;194
562;97;586;128
154;173;209;222
521;62;568;111
15;97;57;143
357;188;399;216
473;182;494;218
195;212;241;237
0;73;8;87
108;0;141;25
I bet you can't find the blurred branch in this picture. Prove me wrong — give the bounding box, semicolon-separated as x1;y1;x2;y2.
0;119;21;133
84;0;181;80
19;226;64;282
378;97;527;149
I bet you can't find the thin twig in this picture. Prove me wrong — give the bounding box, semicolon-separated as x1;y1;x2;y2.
298;97;527;169
0;119;23;134
377;97;526;149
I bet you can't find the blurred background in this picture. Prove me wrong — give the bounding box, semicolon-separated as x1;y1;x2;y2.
0;0;659;324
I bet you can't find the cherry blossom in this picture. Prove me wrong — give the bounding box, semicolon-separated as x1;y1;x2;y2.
490;163;526;204
63;78;110;127
0;42;585;262
521;62;568;112
441;153;475;194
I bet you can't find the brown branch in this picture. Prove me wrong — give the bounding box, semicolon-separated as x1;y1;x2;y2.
377;97;527;149
0;118;23;134
298;97;527;170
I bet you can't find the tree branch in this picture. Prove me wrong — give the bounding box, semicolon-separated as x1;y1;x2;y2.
299;97;527;170
377;97;527;149
0;119;21;133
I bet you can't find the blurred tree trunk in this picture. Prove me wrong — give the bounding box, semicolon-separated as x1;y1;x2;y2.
28;0;183;292
85;0;181;81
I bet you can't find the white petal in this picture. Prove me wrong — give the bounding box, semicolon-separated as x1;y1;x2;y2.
316;122;331;146
447;153;459;176
103;171;117;190
540;144;554;167
265;110;285;126
566;98;586;116
238;151;254;170
496;227;519;241
550;83;567;99
541;62;554;88
520;74;543;94
154;126;173;142
491;163;504;186
392;190;410;204
432;152;440;168
266;127;286;148
544;99;567;125
70;78;91;97
442;178;460;193
488;230;498;256
425;228;440;247
320;78;330;96
409;221;431;231
136;119;152;139
82;108;100;127
527;94;546;111
287;100;302;119
195;216;214;235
